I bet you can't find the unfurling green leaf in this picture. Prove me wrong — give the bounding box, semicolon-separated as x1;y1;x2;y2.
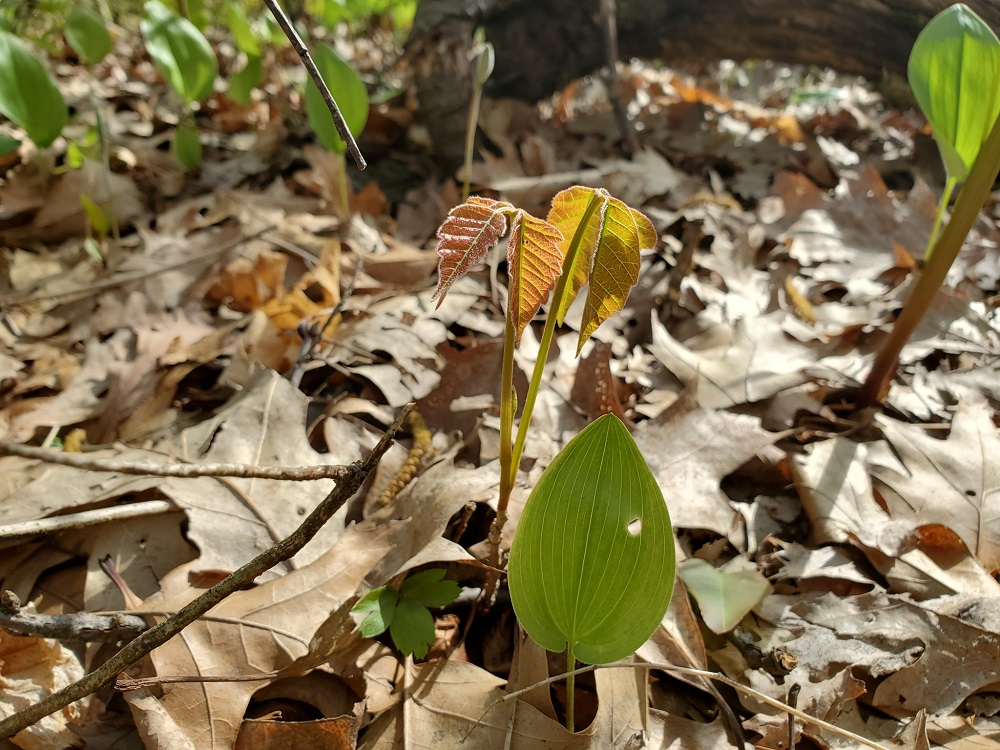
0;30;67;148
908;3;1000;182
546;186;655;353
141;0;218;104
305;44;369;154
66;7;112;65
432;196;512;304
507;211;564;347
678;558;770;634
508;413;675;664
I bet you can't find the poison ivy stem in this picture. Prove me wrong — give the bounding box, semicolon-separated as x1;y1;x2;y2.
858;113;1000;406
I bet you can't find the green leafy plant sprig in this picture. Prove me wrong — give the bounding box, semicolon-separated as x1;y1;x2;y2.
431;186;675;731
859;3;1000;405
351;569;461;659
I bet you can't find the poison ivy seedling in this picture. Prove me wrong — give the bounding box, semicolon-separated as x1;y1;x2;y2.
432;186;673;730
351;569;460;659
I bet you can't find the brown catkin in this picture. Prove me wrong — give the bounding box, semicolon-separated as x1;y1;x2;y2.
376;410;431;507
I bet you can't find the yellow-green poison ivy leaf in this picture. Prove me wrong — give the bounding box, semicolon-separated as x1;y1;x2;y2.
507;210;564;347
546;187;656;353
908;3;1000;181
432;196;512;306
508;413;675;664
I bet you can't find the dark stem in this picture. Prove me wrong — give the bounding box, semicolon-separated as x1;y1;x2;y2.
260;0;367;170
0;405;409;740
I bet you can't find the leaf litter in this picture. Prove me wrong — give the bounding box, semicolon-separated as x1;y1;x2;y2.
0;15;999;750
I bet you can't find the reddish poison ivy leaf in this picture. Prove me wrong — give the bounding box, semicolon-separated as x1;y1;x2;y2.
546;187;656;353
432;196;512;306
507;210;564;346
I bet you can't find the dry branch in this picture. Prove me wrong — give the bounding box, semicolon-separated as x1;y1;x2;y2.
0;404;411;740
0;591;147;644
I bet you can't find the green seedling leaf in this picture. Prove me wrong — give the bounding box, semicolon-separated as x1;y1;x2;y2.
83;237;104;263
0;31;67;148
432;196;512;304
0;133;21;156
678;558;770;634
546;187;655;353
141;0;218;104
225;0;260;56
508;413;675;664
507;211;565;347
390;597;435;659
908;3;1000;182
80;193;111;236
66;7;112;65
399;569;462;609
229;54;261;105
352;586;398;637
475;41;495;86
174;124;202;168
305;44;369;154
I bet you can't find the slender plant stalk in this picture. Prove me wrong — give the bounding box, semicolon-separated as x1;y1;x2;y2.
924;176;957;259
462;83;484;202
336;152;350;218
858;113;1000;406
565;643;576;731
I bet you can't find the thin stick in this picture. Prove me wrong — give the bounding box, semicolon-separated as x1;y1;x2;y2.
500;661;890;750
0;500;174;543
0;443;353;481
0;591;147;643
0;405;410;740
261;0;366;171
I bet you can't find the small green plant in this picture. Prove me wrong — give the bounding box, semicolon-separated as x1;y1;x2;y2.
461;27;493;201
224;0;262;105
304;42;369;216
0;29;67;151
65;6;112;65
859;3;1000;405
431;186;675;730
351;569;461;659
141;0;219;168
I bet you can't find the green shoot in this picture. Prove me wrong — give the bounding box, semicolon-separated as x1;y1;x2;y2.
461;27;494;202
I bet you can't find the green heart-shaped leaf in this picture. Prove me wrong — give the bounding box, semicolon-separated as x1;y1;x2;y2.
678;558;770;634
66;7;112;65
508;413;675;664
305;44;369;154
141;0;218;105
0;30;67;148
908;3;1000;182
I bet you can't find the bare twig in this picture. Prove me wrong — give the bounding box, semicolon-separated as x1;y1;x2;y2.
499;661;890;750
0;443;353;481
261;0;366;171
0;591;147;644
598;0;638;154
0;500;174;543
0;404;411;740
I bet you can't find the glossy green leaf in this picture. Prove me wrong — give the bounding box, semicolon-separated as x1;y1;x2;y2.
141;0;218;104
399;569;461;609
432;196;512;305
174;124;202;168
225;0;260;56
66;7;112;65
352;586;398;637
229;54;261;105
0;30;67;148
908;3;1000;181
508;413;675;664
546;186;655;353
390;597;434;658
677;558;770;634
305;44;369;154
507;210;564;347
